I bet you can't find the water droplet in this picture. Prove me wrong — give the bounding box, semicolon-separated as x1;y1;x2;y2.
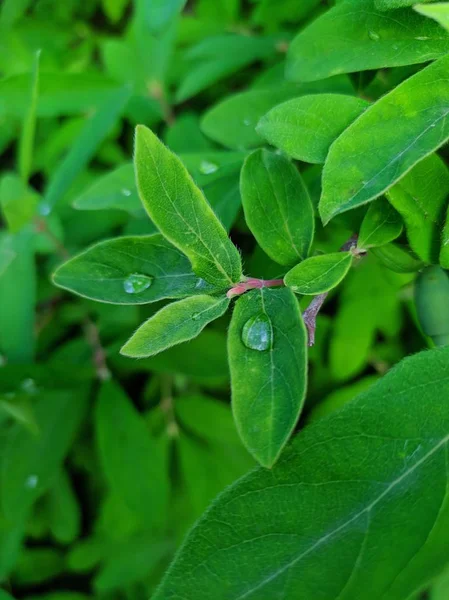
20;378;38;394
38;201;51;216
123;273;153;294
243;118;252;126
368;31;380;41
0;355;6;367
121;188;132;196
393;45;399;50
242;313;273;352
25;474;39;489
195;278;208;289
415;36;429;41
192;313;201;321
199;160;219;175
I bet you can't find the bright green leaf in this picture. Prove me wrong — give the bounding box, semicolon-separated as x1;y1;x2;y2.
52;234;216;304
95;380;169;528
154;346;449;600
0;174;38;233
415;3;449;30
358;198;403;248
379;0;437;8
134;125;242;287
257;94;369;164
286;0;449;82
320;54;449;224
240;149;314;266
387;154;449;263
228;288;308;467
201;76;354;150
121;295;230;358
141;0;186;34
284;252;353;295
18;50;40;183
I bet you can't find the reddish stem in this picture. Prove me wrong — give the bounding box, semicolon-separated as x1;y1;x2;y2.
226;278;284;298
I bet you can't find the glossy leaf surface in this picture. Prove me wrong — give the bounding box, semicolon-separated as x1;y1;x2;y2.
284;252;353;295
358;198;403;248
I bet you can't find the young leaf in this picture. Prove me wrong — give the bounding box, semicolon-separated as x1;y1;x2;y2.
320;54;449;224
0;174;38;233
284;252;353;295
43;86;131;211
95;380;169;529
121;295;230;358
201;76;354;150
1;389;87;523
153;346;449;600
18;50;40;183
52;234;216;305
240;150;314;266
228;288;308;468
257;94;369;164
134;125;242;287
415;3;449;30
286;0;449;82
358;198;403;248
387;154;449;264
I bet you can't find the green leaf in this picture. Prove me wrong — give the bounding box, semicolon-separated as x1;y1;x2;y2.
47;468;81;545
18;50;40;183
415;3;449;30
1;389;87;523
284;252;353;295
0;245;15;276
14;548;64;585
257;94;369;164
0;73;122;118
240;149;314;266
72;163;141;215
53;235;215;305
201;76;354;150
0;229;36;363
102;0;129;23
358;198;403;248
153;346;449;600
286;0;449;82
228;288;308;467
387;154;449;264
320;54;449;224
372;243;425;273
441;207;449;268
43;86;131;211
0;174;38;233
415;266;449;346
141;0;187;34
432;566;449;599
95;380;169;529
121;295;230;358
134;125;242;287
379;0;437;8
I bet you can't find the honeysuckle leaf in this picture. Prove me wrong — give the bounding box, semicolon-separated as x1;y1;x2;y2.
120;295;230;358
415;3;449;30
257;94;369;164
387;154;449;264
153;346;449;600
201;75;354;150
372;243;424;273
240;149;314;266
358;198;403;249
378;0;437;9
52;235;217;305
228;288;308;468
286;0;449;82
284;252;353;295
134;125;242;288
320;54;449;224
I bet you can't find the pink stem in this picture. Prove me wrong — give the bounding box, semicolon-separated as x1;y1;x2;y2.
226;278;284;298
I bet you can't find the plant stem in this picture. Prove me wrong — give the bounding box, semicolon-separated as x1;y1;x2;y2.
148;80;175;126
160;375;179;437
226;277;284;298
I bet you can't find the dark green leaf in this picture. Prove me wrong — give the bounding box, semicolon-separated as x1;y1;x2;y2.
358;198;403;248
241;149;314;266
320;55;449;224
134;125;242;287
142;0;187;34
18;50;40;183
286;0;449;82
284;251;353;295
258;94;369;164
372;243;425;273
121;295;230;358
154;346;449;600
228;288;308;467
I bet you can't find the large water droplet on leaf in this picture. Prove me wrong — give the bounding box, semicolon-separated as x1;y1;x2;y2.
199;160;219;175
123;273;153;294
25;474;39;489
368;31;380;41
242;313;273;352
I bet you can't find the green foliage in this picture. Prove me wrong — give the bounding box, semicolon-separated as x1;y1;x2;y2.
2;0;449;598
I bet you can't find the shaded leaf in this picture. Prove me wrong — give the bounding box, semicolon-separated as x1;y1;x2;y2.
121;295;230;358
228;288;307;467
142;0;187;34
358;198;403;248
241;149;314;266
0;174;38;233
284;252;353;295
18;50;40;183
372;243;425;273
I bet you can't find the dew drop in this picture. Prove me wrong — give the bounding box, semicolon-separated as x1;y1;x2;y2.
192;313;201;321
123;273;153;294
199;160;219;175
38;201;51;216
121;188;132;196
415;36;429;41
25;474;39;489
368;31;380;41
242;313;273;352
